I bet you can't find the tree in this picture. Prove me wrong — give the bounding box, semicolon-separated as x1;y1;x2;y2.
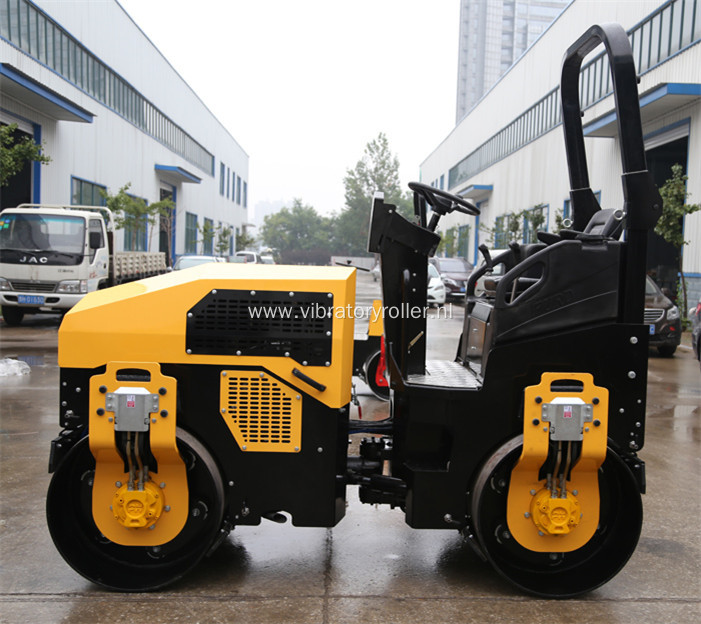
506;210;524;243
216;224;233;257
655;163;701;320
554;207;572;232
198;219;216;254
102;184;151;251
523;203;546;243
235;228;255;253
480;210;522;248
151;198;176;264
479;204;546;248
437;226;458;257
101;184;174;253
0;123;51;187
259;198;334;265
337;133;412;256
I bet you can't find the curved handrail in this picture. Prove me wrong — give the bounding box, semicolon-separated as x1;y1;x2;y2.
561;23;661;323
562;23;646;185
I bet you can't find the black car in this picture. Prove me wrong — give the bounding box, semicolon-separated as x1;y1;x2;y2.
429;257;473;301
645;275;681;357
691;295;701;370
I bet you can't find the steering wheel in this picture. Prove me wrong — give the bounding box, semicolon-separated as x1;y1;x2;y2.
408;181;480;218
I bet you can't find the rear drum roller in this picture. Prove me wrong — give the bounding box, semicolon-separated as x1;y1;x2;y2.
46;428;225;591
471;436;642;598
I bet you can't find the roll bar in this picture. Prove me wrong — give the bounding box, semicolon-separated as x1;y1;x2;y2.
561;23;662;323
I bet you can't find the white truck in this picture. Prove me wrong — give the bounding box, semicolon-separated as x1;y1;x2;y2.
0;204;167;325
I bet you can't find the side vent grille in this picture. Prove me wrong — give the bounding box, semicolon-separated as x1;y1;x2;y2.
186;290;333;365
220;372;302;453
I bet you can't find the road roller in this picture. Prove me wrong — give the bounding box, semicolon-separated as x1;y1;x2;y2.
47;23;660;596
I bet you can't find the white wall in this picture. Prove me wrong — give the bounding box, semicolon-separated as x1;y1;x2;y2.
422;0;700;277
1;0;249;257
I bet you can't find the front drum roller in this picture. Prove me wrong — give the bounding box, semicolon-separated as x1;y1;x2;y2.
46;428;225;591
471;437;642;598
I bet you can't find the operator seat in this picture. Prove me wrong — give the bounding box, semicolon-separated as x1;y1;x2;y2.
537;208;625;245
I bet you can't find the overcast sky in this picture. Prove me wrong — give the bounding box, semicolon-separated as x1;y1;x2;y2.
118;0;460;218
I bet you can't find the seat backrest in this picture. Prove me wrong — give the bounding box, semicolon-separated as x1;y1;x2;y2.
537;208;625;246
582;208;625;239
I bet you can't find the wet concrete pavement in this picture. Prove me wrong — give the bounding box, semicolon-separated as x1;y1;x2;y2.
0;272;699;623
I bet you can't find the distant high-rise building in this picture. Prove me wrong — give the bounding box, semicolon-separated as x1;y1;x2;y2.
456;0;569;121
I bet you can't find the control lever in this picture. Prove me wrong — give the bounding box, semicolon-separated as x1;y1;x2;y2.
508;241;521;258
478;244;493;272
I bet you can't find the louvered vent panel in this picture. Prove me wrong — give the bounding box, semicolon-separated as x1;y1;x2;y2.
187;290;333;365
220;372;302;452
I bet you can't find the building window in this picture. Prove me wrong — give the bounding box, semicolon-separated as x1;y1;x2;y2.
231;172;236;202
494;215;508;249
185;212;198;253
226;167;230;199
236;176;242;204
124;220;148;251
203;217;213;254
449;0;701;192
3;0;215;175
523;204;546;244
562;191;600;226
219;163;226;195
243;181;248;208
71;177;106;206
121;193;150;251
458;224;470;258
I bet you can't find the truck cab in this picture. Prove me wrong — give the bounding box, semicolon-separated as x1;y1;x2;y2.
0;205;110;325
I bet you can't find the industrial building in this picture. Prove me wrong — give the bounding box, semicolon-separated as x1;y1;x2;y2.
456;0;569;121
0;0;248;261
423;0;701;302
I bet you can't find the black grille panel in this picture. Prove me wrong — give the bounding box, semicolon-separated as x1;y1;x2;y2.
186;289;333;365
10;281;57;293
644;308;663;323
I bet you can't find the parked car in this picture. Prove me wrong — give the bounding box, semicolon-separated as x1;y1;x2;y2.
427;263;447;307
429;257;474;300
172;255;225;270
691;295;701;370
235;250;262;263
645;275;681;357
260;255;276;264
371;263;445;306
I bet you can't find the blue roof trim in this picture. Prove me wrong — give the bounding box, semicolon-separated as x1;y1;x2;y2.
583;111;617;135
584;83;701;136
0;63;93;123
154;164;202;184
459;184;494;197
